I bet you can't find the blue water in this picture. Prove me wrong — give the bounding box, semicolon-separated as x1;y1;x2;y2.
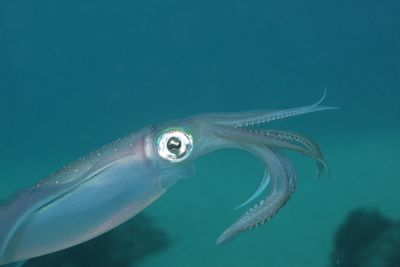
1;1;399;267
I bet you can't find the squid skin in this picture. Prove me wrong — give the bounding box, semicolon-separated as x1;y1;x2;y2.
0;93;335;265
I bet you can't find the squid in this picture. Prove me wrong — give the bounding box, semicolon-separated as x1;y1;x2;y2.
0;92;335;265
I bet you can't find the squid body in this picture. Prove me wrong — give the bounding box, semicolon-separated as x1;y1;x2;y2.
0;93;335;265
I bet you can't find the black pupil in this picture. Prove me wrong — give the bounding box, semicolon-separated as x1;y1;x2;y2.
167;137;181;153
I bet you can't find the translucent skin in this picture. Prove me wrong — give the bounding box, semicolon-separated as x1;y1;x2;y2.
0;92;335;265
0;127;168;264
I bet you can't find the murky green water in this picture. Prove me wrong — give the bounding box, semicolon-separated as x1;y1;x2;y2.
1;1;399;266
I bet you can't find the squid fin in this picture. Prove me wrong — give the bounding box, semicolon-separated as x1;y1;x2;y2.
0;183;77;261
0;161;118;261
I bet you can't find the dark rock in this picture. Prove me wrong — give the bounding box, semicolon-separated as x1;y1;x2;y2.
25;214;170;267
328;209;400;267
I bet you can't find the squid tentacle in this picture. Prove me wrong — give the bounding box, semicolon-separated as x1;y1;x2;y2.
217;126;327;176
235;173;270;209
216;124;326;211
209;89;336;128
251;129;323;158
217;148;296;245
248;129;328;178
211;91;334;244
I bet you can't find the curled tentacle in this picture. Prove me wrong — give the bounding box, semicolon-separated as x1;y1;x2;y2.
250;130;323;159
217;148;296;245
248;129;328;179
217;126;328;178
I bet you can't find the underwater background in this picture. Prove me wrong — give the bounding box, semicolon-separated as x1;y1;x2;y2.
0;0;399;266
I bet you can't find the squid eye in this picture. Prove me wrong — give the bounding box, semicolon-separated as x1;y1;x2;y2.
157;130;193;162
167;137;181;152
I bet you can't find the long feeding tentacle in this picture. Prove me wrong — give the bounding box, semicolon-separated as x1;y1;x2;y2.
208;89;336;128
